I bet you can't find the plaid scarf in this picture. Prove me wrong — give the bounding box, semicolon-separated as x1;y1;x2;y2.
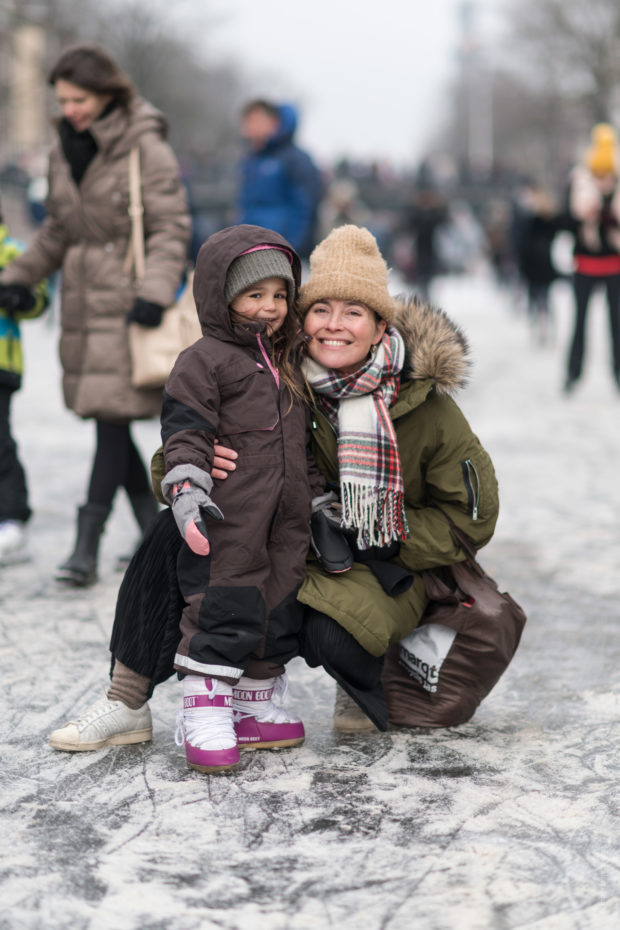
305;326;409;549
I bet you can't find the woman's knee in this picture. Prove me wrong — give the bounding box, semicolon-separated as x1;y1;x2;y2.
300;609;382;688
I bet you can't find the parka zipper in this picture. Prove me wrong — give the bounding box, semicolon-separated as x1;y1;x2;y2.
462;458;479;520
311;404;337;437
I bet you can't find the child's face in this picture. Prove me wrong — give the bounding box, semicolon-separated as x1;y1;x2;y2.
230;277;288;335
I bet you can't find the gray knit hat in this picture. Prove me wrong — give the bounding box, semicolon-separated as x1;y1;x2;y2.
225;247;296;309
298;225;397;323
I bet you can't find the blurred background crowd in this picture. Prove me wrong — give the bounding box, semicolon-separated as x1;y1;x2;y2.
1;0;619;323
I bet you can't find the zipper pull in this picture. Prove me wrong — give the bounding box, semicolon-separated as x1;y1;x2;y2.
464;458;480;521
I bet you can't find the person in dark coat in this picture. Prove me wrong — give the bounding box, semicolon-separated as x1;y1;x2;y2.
238;100;322;260
400;176;448;299
517;185;564;344
564;123;620;393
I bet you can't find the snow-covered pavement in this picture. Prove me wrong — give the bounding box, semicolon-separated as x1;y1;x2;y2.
2;268;620;930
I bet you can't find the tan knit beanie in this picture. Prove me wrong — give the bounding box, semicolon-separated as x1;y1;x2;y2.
298;225;397;323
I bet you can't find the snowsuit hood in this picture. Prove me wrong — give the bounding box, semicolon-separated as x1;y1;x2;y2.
192;224;302;342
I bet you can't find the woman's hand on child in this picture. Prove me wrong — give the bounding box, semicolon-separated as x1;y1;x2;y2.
212;441;237;481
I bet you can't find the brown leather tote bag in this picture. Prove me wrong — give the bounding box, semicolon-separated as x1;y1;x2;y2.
382;520;527;728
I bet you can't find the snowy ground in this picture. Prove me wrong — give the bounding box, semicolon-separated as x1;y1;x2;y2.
2;253;620;929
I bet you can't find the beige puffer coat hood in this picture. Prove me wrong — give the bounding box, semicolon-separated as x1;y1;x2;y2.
1;98;191;420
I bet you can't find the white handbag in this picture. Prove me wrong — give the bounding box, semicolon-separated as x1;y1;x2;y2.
125;146;202;389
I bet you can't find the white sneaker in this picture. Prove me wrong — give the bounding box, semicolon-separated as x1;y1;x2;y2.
49;693;152;751
0;520;30;565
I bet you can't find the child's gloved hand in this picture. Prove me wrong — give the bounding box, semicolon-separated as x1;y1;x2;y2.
170;479;223;555
161;465;223;555
0;283;36;314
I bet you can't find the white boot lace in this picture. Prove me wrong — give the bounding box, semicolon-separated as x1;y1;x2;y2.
174;709;185;747
176;678;235;750
233;673;299;725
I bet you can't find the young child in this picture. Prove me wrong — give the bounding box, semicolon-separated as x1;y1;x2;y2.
0;205;48;564
161;224;314;774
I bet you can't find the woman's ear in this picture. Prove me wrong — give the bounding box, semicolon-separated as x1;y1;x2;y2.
373;318;387;344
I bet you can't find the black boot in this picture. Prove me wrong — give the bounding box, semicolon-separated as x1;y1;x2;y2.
300;608;389;731
56;503;110;587
116;492;160;570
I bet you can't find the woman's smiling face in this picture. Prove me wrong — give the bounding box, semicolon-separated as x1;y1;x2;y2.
304;299;386;374
55;79;112;132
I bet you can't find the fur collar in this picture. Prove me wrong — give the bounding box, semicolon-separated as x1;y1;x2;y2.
392;294;471;394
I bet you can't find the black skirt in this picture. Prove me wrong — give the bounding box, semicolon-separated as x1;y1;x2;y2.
109;508;184;692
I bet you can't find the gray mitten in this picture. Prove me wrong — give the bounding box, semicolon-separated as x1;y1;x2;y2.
161;464;223;555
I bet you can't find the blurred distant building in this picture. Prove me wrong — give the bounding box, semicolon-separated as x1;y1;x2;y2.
0;22;47;170
457;0;493;180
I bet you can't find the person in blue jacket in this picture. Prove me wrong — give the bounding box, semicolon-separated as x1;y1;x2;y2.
238;99;322;260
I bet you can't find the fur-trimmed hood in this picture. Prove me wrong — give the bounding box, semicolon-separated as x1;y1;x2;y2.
392;294;470;394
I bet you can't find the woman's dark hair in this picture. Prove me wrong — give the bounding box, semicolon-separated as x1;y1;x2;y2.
48;44;135;110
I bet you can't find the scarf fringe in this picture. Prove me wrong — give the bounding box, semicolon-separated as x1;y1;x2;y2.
342;482;410;549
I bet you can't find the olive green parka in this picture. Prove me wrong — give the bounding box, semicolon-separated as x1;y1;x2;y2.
297;295;499;656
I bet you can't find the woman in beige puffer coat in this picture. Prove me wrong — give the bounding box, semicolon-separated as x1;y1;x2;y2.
0;44;191;585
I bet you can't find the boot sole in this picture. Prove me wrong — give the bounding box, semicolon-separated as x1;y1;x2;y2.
49;728;153;751
55;573;97;587
239;737;305;751
188;760;240;774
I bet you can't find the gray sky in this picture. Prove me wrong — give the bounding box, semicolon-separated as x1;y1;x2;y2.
207;0;502;168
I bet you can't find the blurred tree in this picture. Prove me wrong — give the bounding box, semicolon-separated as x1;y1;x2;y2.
89;1;243;161
433;0;620;198
508;0;620;126
0;0;245;167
